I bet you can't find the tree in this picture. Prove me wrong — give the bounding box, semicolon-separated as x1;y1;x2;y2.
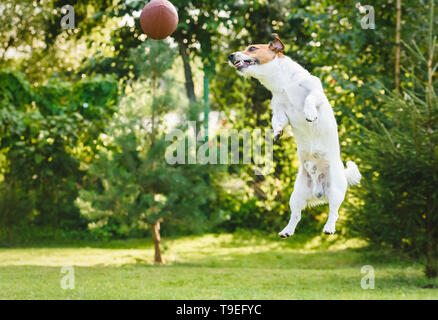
77;40;223;263
395;0;402;92
348;0;438;277
0;70;118;233
0;0;49;66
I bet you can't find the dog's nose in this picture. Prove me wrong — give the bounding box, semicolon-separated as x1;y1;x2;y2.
228;53;235;61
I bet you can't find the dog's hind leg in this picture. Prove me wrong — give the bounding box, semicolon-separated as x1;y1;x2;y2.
323;165;347;234
278;170;309;238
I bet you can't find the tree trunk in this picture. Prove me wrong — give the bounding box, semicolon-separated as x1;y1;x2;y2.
176;37;196;102
425;206;438;278
425;0;437;278
151;75;157;147
151;218;164;264
395;0;402;92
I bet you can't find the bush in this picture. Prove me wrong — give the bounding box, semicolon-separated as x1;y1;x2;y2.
347;2;438;277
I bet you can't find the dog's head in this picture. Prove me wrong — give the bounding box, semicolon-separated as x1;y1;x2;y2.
228;33;285;77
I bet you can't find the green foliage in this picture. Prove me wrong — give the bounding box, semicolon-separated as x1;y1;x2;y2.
0;0;50;68
129;41;177;79
0;70;118;234
78;41;224;238
347;1;438;277
0;183;36;237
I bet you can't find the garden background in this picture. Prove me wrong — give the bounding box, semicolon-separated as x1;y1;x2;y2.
0;0;437;299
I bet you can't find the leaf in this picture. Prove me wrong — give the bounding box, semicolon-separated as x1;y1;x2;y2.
34;154;43;164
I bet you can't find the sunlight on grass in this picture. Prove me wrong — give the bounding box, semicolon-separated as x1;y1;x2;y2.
0;233;437;299
302;234;368;251
0;233;367;267
0;247;155;267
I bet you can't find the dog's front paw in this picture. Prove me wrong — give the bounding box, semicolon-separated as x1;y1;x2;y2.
323;223;336;235
278;225;294;238
274;130;283;142
304;109;318;122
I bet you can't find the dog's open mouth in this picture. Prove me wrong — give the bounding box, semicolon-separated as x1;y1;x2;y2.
233;59;257;70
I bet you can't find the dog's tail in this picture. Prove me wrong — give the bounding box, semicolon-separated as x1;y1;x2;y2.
344;161;361;186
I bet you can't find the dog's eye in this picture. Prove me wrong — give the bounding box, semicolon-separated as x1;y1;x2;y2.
248;46;257;52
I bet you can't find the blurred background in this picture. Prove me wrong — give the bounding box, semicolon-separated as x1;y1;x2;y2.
0;0;437;299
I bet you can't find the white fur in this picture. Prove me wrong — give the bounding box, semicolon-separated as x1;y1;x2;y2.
235;53;361;236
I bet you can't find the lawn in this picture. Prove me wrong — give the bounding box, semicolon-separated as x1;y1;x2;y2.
0;232;437;299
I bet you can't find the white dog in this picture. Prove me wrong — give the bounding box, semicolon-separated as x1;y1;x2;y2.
228;34;361;236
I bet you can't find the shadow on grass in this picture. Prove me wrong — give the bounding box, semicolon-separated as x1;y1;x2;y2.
167;247;418;270
0;230;316;250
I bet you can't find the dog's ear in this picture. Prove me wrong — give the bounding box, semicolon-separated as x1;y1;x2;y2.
269;33;285;53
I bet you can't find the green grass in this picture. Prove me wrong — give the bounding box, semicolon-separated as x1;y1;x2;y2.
0;232;437;299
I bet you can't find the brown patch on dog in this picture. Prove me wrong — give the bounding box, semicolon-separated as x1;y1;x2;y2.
240;34;285;65
269;33;285;53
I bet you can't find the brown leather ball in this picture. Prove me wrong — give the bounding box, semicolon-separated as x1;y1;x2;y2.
139;0;178;40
